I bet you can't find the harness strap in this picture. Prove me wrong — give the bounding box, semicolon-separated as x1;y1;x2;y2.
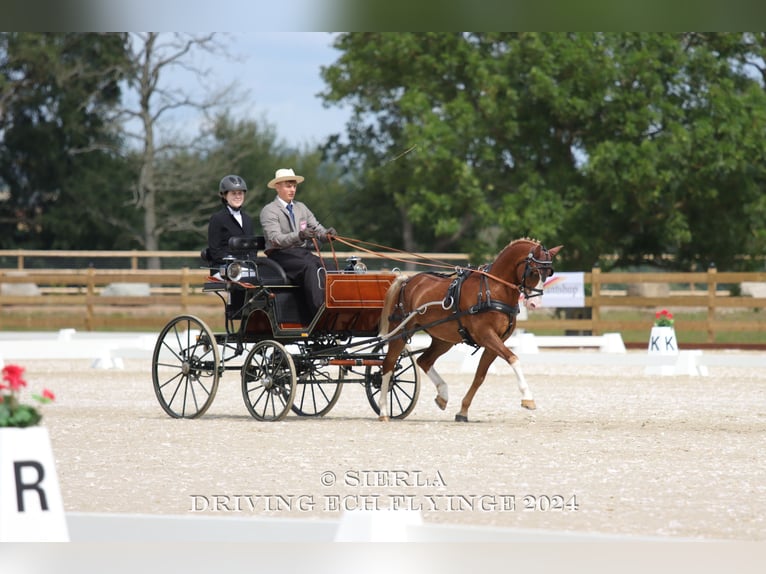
460;273;520;346
389;300;519;347
436;268;520;348
444;269;475;346
387;277;411;325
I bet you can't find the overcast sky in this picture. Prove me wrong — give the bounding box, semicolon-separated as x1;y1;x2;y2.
152;32;351;148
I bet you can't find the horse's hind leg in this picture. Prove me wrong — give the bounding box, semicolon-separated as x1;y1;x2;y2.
455;348;496;422
417;338;454;410
378;371;393;421
378;336;406;422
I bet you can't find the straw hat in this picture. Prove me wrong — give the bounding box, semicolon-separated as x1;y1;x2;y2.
267;168;305;189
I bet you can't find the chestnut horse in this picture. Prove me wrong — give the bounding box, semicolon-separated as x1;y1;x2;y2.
377;238;562;422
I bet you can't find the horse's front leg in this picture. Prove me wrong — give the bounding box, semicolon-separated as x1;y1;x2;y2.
455;348;496;422
509;354;536;410
473;332;536;412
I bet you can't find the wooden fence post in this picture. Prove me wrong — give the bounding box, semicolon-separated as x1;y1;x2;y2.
86;267;95;331
707;263;717;343
181;267;189;313
591;265;601;336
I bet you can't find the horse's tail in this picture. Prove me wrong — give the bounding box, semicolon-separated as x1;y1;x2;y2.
378;275;407;336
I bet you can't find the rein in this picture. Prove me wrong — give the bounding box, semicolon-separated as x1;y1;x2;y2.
327;235;522;293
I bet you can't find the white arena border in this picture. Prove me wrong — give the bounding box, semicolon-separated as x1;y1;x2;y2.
65;509;701;542
1;330;764;374
0;329;158;369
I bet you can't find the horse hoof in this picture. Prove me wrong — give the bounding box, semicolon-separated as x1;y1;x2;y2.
455;414;468;423
521;399;537;410
434;396;447;410
378;415;390;422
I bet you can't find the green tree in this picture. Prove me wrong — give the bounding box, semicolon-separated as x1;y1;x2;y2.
152;112;344;254
321;33;766;270
0;32;131;250
578;33;766;270
117;32;239;267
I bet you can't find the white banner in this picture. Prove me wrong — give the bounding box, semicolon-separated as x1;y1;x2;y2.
542;272;585;308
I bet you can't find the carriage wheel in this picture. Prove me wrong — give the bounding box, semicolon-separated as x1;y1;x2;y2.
241;340;296;421
291;363;344;417
152;315;221;419
364;343;420;419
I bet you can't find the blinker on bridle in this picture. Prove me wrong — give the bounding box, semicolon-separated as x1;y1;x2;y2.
518;246;555;299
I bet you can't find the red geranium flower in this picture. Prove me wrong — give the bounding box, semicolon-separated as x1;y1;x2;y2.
0;364;55;428
654;309;675;327
1;364;27;391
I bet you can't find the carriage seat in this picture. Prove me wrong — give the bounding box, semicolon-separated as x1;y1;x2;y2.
201;235;310;324
200;235;265;270
201;235;289;289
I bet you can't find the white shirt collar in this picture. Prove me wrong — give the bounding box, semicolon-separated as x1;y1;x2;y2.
227;205;243;226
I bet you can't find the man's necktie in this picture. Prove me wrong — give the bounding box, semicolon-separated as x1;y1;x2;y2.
287;203;296;230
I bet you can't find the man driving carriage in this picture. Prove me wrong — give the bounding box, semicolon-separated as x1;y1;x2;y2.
260;168;338;315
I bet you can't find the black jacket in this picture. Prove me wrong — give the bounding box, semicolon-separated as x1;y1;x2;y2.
207;207;255;267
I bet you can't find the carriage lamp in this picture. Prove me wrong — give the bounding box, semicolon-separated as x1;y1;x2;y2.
345;256;367;274
220;260;243;282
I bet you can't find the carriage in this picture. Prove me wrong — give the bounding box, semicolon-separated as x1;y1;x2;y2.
151;236;421;421
152;234;561;423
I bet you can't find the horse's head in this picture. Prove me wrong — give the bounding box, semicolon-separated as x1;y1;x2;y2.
516;241;563;310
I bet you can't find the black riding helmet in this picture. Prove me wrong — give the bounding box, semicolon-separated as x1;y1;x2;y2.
218;175;247;205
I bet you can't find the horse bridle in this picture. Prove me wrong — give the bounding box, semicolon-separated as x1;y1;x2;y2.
518;246;555;300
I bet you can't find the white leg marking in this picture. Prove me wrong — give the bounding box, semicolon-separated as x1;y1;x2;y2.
426;367;449;403
378;371;393;419
511;361;533;401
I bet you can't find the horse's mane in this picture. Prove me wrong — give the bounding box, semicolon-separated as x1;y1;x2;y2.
490;237;541;265
498;237;541;257
508;236;540;247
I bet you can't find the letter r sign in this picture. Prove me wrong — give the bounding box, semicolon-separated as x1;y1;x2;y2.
0;428;69;541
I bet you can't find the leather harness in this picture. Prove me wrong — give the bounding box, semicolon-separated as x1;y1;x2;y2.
391;267;519;349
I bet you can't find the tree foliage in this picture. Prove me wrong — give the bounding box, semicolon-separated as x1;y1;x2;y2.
0;33;335;263
321;33;766;270
3;33;766;274
0;32;131;249
154;112;344;252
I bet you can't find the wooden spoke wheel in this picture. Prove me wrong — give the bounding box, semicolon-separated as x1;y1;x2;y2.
241;340;297;421
152;315;221;418
291;361;344;417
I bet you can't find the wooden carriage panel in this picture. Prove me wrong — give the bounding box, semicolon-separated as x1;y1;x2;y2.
238;272;399;338
325;272;396;309
311;272;398;336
